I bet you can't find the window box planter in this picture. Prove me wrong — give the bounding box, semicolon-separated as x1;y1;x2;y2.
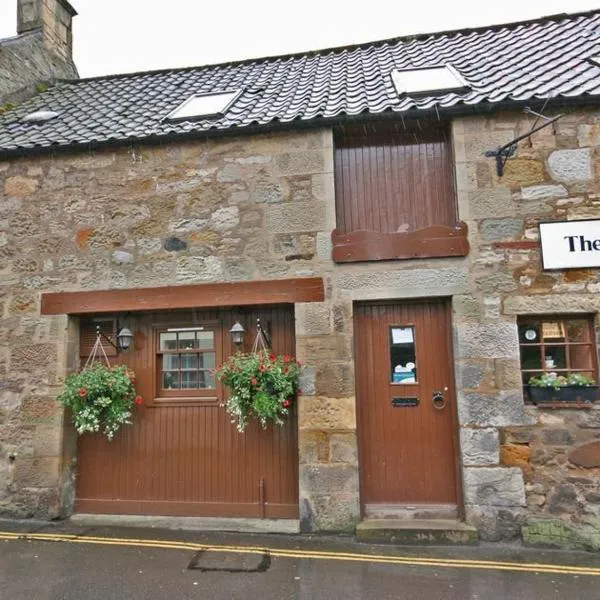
528;385;598;405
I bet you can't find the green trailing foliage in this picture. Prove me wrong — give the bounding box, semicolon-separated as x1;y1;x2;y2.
59;363;143;440
528;372;596;390
216;350;302;432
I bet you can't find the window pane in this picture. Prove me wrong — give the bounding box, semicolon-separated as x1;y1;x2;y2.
570;345;595;371
199;352;216;369
545;346;566;370
199;371;216;389
542;321;565;340
521;346;542;370
196;331;214;350
180;354;199;370
181;371;198;389
159;332;177;351
163;371;179;389
162;354;179;370
179;332;196;350
390;326;417;384
519;324;540;344
579;371;595;381
567;320;592;343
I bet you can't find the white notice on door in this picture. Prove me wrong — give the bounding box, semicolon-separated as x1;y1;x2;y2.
391;327;414;344
540;220;600;270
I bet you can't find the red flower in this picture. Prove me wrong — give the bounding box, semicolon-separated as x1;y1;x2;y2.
269;354;276;361
259;365;266;372
284;355;291;363
282;399;292;408
251;377;258;386
78;387;88;398
284;367;289;374
135;395;143;405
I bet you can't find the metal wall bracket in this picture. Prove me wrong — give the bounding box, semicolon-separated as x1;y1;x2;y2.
484;106;563;177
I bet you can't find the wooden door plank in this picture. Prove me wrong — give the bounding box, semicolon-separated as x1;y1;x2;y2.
355;299;460;509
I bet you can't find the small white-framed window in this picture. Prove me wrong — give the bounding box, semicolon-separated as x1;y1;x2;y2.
155;326;218;400
165;91;241;121
391;65;468;96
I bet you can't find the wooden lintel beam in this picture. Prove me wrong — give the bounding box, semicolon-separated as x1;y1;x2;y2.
41;277;325;315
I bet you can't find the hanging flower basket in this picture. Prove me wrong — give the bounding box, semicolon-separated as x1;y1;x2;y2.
216;350;302;432
59;328;142;440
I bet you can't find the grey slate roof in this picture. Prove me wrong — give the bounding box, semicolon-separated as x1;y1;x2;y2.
1;10;600;154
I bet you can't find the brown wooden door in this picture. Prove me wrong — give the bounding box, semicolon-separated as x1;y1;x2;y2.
354;299;460;514
75;305;298;519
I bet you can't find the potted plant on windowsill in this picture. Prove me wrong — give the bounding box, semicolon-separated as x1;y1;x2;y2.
527;373;598;405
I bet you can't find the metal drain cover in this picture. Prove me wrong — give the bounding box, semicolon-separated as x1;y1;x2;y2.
188;550;271;572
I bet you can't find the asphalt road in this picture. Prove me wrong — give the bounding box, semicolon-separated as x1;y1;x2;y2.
1;522;599;599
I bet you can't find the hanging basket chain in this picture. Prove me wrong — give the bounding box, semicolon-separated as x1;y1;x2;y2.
83;326;113;370
250;318;270;354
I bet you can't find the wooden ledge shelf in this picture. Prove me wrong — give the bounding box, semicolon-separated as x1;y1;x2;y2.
331;223;469;263
41;277;325;315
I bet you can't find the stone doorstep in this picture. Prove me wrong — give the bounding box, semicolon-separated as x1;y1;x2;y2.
356;519;479;546
70;514;300;534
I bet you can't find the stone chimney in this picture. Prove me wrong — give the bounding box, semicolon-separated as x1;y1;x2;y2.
17;0;77;62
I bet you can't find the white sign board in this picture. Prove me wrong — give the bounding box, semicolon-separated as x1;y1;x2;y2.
540;220;600;270
391;327;414;345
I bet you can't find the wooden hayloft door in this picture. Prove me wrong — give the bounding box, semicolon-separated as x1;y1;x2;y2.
354;300;460;517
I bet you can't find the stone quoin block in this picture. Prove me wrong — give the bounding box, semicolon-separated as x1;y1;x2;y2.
461;428;500;466
463;467;526;507
520;184;568;200
298;397;356;431
455;322;520;360
548;148;592;183
458;390;529;427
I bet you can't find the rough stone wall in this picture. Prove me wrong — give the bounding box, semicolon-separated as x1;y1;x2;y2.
453;106;600;542
0;130;363;526
2;106;600;540
0;128;484;529
504;409;600;550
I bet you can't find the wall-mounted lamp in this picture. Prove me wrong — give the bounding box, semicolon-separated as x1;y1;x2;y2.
96;319;134;353
117;327;134;350
230;321;245;346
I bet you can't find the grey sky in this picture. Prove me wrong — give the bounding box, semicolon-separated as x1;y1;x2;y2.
0;0;599;77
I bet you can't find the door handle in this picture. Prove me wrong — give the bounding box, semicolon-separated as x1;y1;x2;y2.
432;387;448;410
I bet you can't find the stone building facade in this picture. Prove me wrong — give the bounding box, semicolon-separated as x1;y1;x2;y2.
0;0;78;104
1;9;600;548
1;106;600;546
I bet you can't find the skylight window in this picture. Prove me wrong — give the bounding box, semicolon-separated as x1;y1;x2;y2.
391;65;468;96
166;91;241;121
21;110;60;123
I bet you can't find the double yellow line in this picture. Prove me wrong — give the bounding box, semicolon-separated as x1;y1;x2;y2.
1;530;599;576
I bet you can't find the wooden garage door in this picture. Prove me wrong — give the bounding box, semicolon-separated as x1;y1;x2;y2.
354;299;460;515
75;305;298;518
